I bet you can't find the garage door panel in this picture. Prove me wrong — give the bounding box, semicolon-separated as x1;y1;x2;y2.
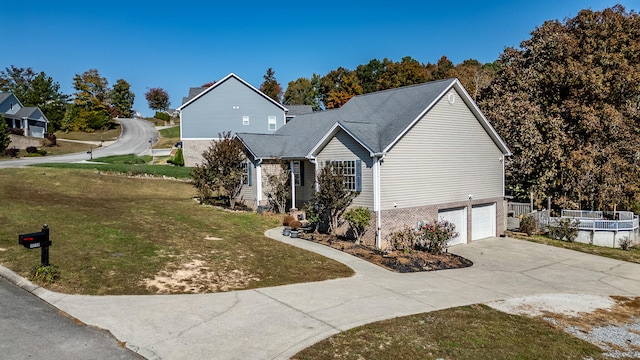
438;207;467;246
472;204;495;241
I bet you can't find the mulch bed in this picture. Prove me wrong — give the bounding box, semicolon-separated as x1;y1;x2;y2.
296;232;473;273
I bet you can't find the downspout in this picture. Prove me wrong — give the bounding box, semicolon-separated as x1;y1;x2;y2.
255;159;263;205
373;153;386;249
290;160;296;209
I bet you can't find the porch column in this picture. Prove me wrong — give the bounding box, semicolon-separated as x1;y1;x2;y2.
12;118;16;128
255;162;262;205
22;117;28;136
290;160;296;209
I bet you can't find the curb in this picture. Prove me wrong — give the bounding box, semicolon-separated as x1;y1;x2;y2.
0;265;41;294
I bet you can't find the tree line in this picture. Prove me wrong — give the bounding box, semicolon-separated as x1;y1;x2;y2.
258;5;640;212
0;67;171;133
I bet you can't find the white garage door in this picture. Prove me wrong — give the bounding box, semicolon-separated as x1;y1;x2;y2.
438;207;467;246
472;203;496;241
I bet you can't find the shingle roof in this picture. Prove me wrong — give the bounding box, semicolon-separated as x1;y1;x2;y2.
181;87;207;105
238;78;510;159
285;105;314;116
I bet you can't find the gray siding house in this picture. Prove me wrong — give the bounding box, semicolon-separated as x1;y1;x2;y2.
177;73;289;167
0;93;48;138
237;78;511;249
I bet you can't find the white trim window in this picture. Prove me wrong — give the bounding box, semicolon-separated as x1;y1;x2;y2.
268;116;277;131
243;116;249;125
329;160;361;191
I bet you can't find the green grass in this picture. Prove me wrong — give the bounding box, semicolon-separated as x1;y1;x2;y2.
0;168;353;295
153;126;180;149
514;233;640;264
293;304;606;360
55;125;121;141
89;154;152;164
31;161;192;178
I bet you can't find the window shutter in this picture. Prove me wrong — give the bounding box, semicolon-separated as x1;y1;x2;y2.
247;163;252;186
300;161;304;185
355;160;362;192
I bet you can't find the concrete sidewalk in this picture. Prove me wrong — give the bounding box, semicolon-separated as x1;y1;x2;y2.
5;231;640;359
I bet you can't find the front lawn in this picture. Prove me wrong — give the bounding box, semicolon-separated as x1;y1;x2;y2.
0;168;353;295
293;304;606;360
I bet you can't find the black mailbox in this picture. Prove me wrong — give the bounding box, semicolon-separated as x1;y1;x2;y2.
19;231;48;249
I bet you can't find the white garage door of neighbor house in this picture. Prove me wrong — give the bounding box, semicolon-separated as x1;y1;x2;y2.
472;203;496;241
438;207;467;246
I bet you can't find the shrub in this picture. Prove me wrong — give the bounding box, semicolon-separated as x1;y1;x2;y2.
31;265;59;284
45;133;57;146
283;215;295;226
519;214;536;235
549;218;579;242
389;226;416;253
415;219;458;254
619;236;633;250
289;220;302;230
169;148;184;166
26;146;38;153
8;128;24;136
155;111;170;121
344;207;371;244
5;147;19;157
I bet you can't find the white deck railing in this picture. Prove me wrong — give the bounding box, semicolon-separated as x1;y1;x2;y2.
557;210;639;231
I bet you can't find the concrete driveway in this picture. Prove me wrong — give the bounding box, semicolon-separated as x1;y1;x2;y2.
4;231;640;359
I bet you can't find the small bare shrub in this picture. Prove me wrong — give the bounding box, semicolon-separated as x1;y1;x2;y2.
289;220;302;230
619;236;633;251
389;226;416;253
519;214;536;235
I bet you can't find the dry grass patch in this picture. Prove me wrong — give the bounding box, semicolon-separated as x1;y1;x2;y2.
0;168;353;295
293;304;607;360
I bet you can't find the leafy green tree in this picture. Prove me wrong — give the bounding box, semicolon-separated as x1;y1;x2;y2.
110;79;135;118
192;131;246;209
283;76;321;111
311;164;359;235
479;5;640;210
344;206;371;244
356;58;387;93
433;55;455;80
0;119;10;154
378;56;430;90
259;68;283;103
62;69;112;131
145;87;170;111
0;66;36;100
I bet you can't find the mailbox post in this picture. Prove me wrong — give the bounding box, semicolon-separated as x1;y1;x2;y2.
18;224;51;266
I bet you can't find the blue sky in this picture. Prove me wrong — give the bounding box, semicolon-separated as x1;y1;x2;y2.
4;1;636;116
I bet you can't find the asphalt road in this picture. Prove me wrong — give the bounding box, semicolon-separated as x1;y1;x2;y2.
0;277;144;360
0;118;159;169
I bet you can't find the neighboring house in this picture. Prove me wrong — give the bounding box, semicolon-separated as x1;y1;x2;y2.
0;93;48;138
177;73;289;167
237;78;511;249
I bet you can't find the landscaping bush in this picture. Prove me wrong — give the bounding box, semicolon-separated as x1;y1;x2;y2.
26;146;37;153
8;128;24;136
519;214;536;235
289;220;302;230
155;111;170;122
43;133;57;147
548;218;579;242
283;215;295;226
344;206;371;244
4;147;19;157
389;226;416;253
415;219;458;254
168;148;184;166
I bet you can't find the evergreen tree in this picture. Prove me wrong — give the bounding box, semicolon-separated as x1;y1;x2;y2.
259;68;282;103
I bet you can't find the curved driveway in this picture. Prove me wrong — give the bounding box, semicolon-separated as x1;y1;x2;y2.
0;118;158;169
4;232;640;359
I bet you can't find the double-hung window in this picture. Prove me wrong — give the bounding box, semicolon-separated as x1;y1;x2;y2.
268;116;277;131
329;160;361;191
292;161;303;186
241;162;252;186
242;116;249;125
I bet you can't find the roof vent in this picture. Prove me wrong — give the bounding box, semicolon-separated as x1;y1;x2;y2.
447;93;455;104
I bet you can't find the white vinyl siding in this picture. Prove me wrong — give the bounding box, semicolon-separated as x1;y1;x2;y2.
316;130;373;208
380;89;504;210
